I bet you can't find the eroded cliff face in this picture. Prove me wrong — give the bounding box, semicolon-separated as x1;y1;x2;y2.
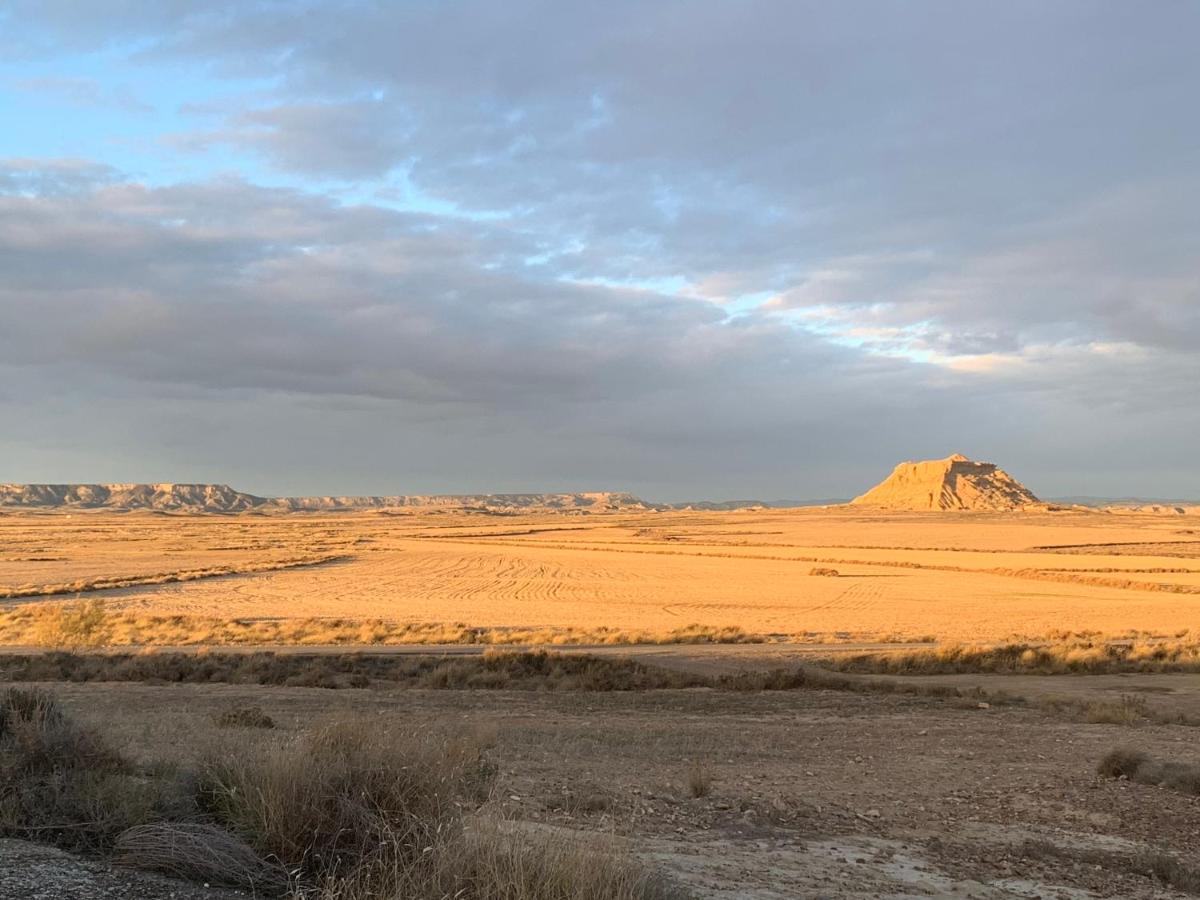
0;483;651;513
850;454;1041;511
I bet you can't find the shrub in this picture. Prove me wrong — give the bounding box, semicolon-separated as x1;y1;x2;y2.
1098;747;1200;796
198;720;494;882
1084;695;1148;725
358;818;688;900
686;761;712;799
31;598;110;650
214;705;276;729
114;822;287;894
0;688;189;852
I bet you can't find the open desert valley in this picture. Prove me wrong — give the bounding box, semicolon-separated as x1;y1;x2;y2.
3;463;1200;898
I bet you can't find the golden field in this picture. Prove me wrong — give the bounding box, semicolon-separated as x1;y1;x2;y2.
3;506;1200;645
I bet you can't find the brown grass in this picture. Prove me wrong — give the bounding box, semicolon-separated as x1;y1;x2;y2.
826;639;1200;675
113;822;287;893
0;553;350;600
0;687;192;852
686;761;712;799
214;705;276;729
1;689;686;898
1097;747;1200;796
0;603;771;648
1015;838;1200;896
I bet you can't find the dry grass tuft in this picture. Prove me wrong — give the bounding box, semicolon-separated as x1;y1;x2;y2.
0;687;191;852
214;705;276;729
114;822;287;894
198;719;494;883
30;597;110;650
1082;695;1149;725
826;638;1200;675
686;761;712;799
1097;747;1200;796
386;819;688;900
1016;838;1200;896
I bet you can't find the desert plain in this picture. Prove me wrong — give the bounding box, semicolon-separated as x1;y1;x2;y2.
3;502;1200;899
3;505;1200;643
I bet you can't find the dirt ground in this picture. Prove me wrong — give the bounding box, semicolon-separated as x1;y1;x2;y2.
3;507;1200;642
14;669;1199;899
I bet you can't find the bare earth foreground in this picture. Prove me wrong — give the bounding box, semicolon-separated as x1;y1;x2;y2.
2;507;1200;897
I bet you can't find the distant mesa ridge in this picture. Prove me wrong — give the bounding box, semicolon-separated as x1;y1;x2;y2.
850;454;1041;511
0;483;651;513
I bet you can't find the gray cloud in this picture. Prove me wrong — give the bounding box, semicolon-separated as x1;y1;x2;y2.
0;4;1198;497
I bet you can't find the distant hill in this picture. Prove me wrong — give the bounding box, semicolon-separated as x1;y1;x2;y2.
0;483;652;514
664;499;847;511
850;454;1041;511
1050;496;1200;508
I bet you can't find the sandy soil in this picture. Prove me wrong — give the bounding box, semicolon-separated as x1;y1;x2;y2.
3;507;1200;642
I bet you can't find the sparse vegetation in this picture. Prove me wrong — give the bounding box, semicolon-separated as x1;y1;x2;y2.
1097;747;1200;796
0;687;192;852
30;597;111;649
0;553;350;601
1;689;685;899
1015;838;1200;896
0;604;773;647
214;704;276;729
686;761;712;798
826;638;1200;675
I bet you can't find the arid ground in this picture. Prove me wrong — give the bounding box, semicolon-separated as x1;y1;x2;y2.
4;506;1200;642
3;507;1200;898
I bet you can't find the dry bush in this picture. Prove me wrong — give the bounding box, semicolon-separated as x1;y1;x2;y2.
0;689;685;898
0;649;707;692
1016;838;1200;896
1083;695;1148;725
1097;747;1200;796
30;598;110;649
0;687;191;852
198;720;494;883
686;761;712;799
214;705;276;729
114;822;287;894
826;639;1200;676
0;607;769;648
352;819;688;900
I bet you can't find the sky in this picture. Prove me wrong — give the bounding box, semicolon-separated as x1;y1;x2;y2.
1;1;1197;502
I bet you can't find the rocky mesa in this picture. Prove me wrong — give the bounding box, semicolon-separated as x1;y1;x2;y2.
850;454;1042;511
0;483;651;514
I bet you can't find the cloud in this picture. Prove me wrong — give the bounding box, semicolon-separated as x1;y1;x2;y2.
13;76;152;112
0;5;1198;496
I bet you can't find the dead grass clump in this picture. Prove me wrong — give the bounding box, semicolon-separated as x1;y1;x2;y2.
686;761;712;799
1016;838;1200;896
1097;747;1200;796
31;597;110;649
198;720;493;883
1083;695;1149;725
1096;747;1150;778
826;639;1200;676
0;687;190;852
214;705;276;729
114;822;287;894
372;819;688;900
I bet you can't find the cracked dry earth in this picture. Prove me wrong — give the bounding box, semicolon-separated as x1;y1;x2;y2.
3;680;1198;899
